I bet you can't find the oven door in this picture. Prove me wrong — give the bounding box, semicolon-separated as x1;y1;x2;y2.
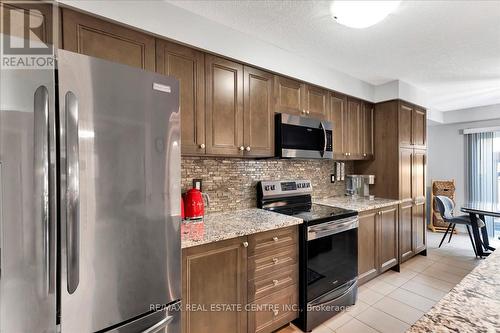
276;113;333;159
306;216;358;303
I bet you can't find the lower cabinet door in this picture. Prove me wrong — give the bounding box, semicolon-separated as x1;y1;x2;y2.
399;202;414;262
358;210;378;284
378;206;398;272
182;237;248;333
412;201;427;253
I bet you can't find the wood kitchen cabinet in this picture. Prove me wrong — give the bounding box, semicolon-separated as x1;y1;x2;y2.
182;237;248;333
399;102;427;149
303;84;329;120
356;99;427;263
361;102;374;158
330;92;347;159
205;55;244;156
358;205;399;285
274;77;328;119
274;76;304;116
243;66;274;157
329;95;372;160
182;226;299;333
61;9;155;71
156;39;206;155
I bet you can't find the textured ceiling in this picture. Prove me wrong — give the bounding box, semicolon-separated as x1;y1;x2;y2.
166;0;500;112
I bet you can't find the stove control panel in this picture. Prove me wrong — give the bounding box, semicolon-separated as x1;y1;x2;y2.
259;180;312;199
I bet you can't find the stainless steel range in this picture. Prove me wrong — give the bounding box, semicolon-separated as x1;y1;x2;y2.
257;180;359;332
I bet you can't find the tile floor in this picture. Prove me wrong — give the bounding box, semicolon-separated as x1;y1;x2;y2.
277;230;499;333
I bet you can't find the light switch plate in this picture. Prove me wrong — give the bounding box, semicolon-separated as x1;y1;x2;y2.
331;174;335;183
193;179;202;191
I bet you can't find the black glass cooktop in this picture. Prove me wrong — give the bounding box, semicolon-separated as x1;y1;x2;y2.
276;203;357;225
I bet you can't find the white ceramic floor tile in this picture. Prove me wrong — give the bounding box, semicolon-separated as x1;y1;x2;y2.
323;312;354;331
400;280;448;302
365;279;398;295
357;288;385;305
356;307;410;333
336;318;379;333
388;288;437;312
345;300;370;317
373;296;425;325
420;266;466;284
311;324;334;333
410;273;456;292
379;269;418;287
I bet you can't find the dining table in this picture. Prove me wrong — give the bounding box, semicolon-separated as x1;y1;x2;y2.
461;202;499;258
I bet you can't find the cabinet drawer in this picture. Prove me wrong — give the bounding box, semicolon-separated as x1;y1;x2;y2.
249;265;297;302
248;226;297;256
248;284;298;333
248;245;297;280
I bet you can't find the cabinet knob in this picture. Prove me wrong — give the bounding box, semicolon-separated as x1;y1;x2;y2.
306;110;310;115
273;309;279;316
344;153;348;156
272;258;279;264
245;146;251;152
302;109;306;114
273;279;279;286
199;143;206;149
363;153;367;157
239;146;245;151
242;241;249;248
273;236;279;242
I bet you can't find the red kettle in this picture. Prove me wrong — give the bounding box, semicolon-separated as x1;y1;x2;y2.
183;188;209;220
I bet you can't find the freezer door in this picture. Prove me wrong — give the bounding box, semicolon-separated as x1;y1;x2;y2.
57;50;181;332
0;67;57;331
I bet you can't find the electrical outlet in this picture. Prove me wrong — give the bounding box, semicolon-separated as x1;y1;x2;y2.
193;179;202;191
331;174;335;183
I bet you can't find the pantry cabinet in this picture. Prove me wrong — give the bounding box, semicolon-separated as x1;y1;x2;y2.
156;39;206;155
61;9;155;71
358;205;399;285
356;99;427;264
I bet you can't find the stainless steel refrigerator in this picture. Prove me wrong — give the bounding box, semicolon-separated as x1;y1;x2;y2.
0;49;181;333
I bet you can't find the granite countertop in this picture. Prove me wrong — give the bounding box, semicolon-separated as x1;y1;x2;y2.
315;196;401;212
181;208;303;249
408;249;500;333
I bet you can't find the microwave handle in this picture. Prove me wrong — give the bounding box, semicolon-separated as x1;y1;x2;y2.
320;121;327;156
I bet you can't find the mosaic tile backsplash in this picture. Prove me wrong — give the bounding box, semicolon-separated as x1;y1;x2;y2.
181;157;353;213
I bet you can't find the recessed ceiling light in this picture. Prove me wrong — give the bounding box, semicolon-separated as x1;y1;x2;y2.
330;0;401;29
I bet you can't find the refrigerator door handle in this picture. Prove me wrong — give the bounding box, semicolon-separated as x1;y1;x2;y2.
141;316;174;333
34;86;52;294
65;91;80;294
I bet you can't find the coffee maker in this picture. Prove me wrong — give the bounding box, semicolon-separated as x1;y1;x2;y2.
345;175;375;199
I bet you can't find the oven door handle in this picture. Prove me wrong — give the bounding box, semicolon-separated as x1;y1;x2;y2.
309;279;357;307
308;217;358;240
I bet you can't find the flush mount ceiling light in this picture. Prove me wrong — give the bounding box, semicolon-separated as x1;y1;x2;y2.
330;0;401;29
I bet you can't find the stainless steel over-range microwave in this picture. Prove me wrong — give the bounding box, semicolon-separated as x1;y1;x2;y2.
275;113;333;159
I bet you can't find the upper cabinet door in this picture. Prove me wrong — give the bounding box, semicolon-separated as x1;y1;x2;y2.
274;76;304;116
156;40;205;155
61;9;155;71
243;66;274;157
361;102;374;159
303;84;329;120
346;97;362;158
413;107;427;148
330;92;347;158
399;103;413;147
205;55;244;156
